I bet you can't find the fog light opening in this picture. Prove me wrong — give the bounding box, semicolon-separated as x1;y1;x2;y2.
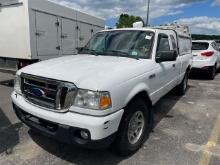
80;130;89;140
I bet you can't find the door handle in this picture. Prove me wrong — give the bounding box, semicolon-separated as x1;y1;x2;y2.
172;64;176;68
35;31;45;36
61;34;68;39
56;46;61;50
149;74;156;79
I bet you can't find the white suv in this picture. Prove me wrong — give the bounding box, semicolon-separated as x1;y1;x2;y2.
192;40;220;79
12;26;192;155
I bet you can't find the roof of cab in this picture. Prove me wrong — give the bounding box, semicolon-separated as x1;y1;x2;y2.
101;28;157;33
192;40;216;43
100;27;191;38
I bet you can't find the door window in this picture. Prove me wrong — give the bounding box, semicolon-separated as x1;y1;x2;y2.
157;34;170;51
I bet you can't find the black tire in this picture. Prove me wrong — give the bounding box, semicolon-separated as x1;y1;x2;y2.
177;71;189;95
208;65;216;80
113;98;150;156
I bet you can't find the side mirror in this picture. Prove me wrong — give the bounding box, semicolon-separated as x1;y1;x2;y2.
76;47;83;52
76;47;83;50
156;50;178;63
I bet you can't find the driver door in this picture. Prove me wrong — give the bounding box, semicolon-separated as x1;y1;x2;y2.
155;33;178;97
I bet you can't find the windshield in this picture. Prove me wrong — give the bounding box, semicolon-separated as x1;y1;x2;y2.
192;42;209;50
78;30;155;59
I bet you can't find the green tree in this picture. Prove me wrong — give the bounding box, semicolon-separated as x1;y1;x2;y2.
116;14;144;28
192;34;220;40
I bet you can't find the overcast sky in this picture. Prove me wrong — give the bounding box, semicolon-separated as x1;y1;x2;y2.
50;0;220;35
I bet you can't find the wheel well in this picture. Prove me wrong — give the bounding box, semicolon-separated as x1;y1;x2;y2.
127;91;152;107
125;91;153;127
186;66;191;73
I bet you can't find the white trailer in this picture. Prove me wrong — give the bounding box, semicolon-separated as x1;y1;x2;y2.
0;0;104;72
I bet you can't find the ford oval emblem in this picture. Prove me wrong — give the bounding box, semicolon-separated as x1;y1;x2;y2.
30;88;45;97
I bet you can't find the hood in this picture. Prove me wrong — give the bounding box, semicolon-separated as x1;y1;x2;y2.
19;55;153;90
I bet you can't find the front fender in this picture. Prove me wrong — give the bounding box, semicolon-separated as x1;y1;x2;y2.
124;82;151;106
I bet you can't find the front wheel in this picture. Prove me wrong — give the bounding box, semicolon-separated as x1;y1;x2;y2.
113;98;150;156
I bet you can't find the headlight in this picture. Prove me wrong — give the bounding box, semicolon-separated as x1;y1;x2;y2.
74;89;112;110
14;75;22;95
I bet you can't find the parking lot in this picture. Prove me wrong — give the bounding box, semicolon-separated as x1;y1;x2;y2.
0;72;220;165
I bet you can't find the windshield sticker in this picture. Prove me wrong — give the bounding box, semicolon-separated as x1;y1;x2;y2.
131;51;138;56
145;35;152;40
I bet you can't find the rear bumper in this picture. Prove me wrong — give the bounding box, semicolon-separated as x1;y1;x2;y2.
192;58;216;69
191;66;212;73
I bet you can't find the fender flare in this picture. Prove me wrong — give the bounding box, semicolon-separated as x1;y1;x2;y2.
124;83;152;107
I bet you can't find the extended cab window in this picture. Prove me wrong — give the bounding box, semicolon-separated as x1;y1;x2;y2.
179;37;191;55
157;34;170;51
170;35;177;50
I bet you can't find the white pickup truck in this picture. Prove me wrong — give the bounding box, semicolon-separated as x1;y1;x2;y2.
12;25;192;155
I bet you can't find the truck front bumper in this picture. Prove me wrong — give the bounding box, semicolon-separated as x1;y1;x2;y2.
11;92;124;148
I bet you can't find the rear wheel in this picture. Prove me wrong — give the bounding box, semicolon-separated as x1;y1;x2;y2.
114;98;150;156
177;71;189;95
208;65;216;80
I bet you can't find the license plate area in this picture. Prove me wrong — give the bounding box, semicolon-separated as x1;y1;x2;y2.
20;109;58;133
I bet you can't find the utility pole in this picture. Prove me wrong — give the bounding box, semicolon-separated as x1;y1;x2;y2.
146;0;150;26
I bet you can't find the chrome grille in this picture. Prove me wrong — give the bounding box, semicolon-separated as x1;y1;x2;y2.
21;74;76;111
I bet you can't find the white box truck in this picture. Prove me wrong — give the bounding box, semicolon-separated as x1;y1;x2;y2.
0;0;104;72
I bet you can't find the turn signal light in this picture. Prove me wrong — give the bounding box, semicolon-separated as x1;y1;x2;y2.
100;94;112;110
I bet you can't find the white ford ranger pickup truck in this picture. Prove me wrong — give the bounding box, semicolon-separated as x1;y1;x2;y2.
12;25;192;155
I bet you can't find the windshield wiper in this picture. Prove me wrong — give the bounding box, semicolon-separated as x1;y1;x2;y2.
77;47;98;56
104;50;139;60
